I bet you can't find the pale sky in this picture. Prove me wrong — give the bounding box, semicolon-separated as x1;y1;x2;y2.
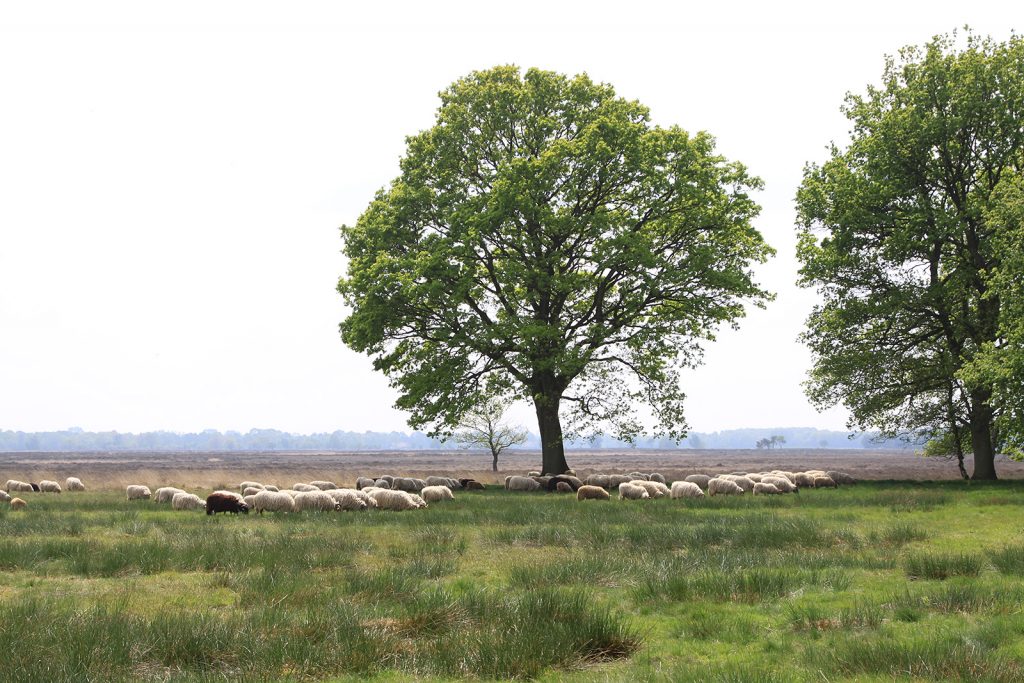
0;2;1016;435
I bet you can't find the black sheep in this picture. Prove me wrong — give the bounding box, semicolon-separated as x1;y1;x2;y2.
206;492;249;515
30;483;40;492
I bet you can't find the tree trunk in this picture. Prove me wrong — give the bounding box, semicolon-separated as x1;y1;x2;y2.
534;393;569;475
492;449;499;472
970;394;997;480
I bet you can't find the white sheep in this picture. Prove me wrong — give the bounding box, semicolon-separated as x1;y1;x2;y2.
722;475;756;492
649;473;667;484
753;482;782;495
585;474;610;488
373;478;392;489
505;476;541;492
746;473;764;482
355;477;376;490
239;481;264;493
126;485;151;500
619;482;651;500
627;472;650;481
263;485;279;492
391;477;424;492
631;480;670;498
292;483;319;492
670;481;705;499
39;480;62;493
326;488;369;511
576;485;610;501
154;487;186;504
253;490;296;514
409;493;428;508
65;477;86;492
421;485;455;503
241;486;263;497
707;478;744;496
813;476;838;489
527;471;541;477
310;480;338;490
349;488;378;508
827;471;857;485
368;488;422;511
171;492;206;510
684;474;712;489
0;490;11;502
10;497;27;510
760;476;798;493
794;473;817;488
243;494;257;508
294;490;340;512
5;480;33;493
607;474;633;489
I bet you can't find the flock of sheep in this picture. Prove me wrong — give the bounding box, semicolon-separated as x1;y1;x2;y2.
503;468;856;500
2;469;855;513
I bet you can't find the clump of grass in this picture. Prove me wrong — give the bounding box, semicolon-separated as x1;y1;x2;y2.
788;599;882;631
507;555;627;588
868;521;928;546
990;545;1024;575
904;552;983;580
888;583;1022;614
637;567;846;603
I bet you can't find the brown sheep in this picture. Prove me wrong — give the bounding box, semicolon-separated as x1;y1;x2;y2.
576;485;610;501
813;476;837;489
10;497;27;510
555;481;573;493
206;492;250;515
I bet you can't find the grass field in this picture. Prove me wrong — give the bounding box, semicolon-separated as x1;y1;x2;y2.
2;481;1024;681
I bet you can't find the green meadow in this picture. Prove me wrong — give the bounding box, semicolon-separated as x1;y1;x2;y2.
2;481;1024;682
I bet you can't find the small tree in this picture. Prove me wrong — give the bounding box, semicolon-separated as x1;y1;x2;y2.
755;438;771;449
453;399;528;471
771;435;786;449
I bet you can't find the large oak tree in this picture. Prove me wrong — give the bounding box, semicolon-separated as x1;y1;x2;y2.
339;66;772;474
796;31;1024;479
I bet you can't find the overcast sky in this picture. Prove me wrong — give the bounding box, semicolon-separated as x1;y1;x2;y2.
0;2;1016;435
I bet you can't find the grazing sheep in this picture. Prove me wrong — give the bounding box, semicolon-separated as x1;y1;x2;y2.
253;490;296;514
263;485;279;492
506;476;541;492
722;475;756;492
243;495;257;508
242;486;263;497
154;487;186;504
294;491;340;512
239;481;264;493
761;476;798;493
369;488;422;511
373;479;392;489
425;476;452;489
206;492;249;515
794;473;817;488
670;481;705;499
351;489;377;508
421;485;455;503
10;497;26;510
463;480;485;490
619;482;650;500
813;476;838;489
631;480;670;498
355;477;376;490
30;483;40;492
555;481;573;493
0;490;10;503
649;473;667;484
576;485;610;501
527;471;541;477
607;474;633;489
627;472;650;481
532;475;553;487
684;474;712;489
707;478;744;496
409;493;428;508
126;485;152;501
6;480;33;493
746;473;764;482
292;483;319;492
213;490;244;501
310;480;338;490
65;477;86;492
585;474;610;488
278;489;300;498
377;475;395;485
326;488;369;511
392;477;425;492
171;492;206;511
827;471;857;485
753;482;782;495
39;480;62;493
546;475;582;492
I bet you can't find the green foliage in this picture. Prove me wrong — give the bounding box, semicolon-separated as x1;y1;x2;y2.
904;551;984;580
338;65;773;458
795;30;1024;478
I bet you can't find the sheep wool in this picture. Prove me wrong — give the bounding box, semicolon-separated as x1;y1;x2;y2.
794;473;817;488
631;480;670;498
6;480;33;493
154;487;186;504
607;474;633;489
39;480;62;493
707;478;744;496
753;482;782;495
683;474;712;490
670;481;705;499
369;488;422;511
239;481;265;493
827;471;856;485
327;488;369;511
355;477;376;490
585;474;610;488
576;485;610;501
649;473;667;484
505;476;541;492
10;497;26;510
253;490;296;514
126;485;152;500
409;493;428;508
171;492;206;511
292;483;319;492
760;476;797;493
263;485;279;492
294;490;339;512
627;472;650;481
310;480;338;490
619;482;650;500
242;487;263;497
0;490;10;502
65;477;86;492
813;476;838;489
723;475;756;492
373;479;392;489
555;481;573;493
421;485;455;503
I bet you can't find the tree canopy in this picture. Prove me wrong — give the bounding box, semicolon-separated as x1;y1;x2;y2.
339;66;773;474
795;30;1024;479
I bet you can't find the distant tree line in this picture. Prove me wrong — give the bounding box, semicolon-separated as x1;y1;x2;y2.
0;427;916;452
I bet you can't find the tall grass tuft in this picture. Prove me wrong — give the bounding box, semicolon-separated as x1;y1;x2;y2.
904;552;984;580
